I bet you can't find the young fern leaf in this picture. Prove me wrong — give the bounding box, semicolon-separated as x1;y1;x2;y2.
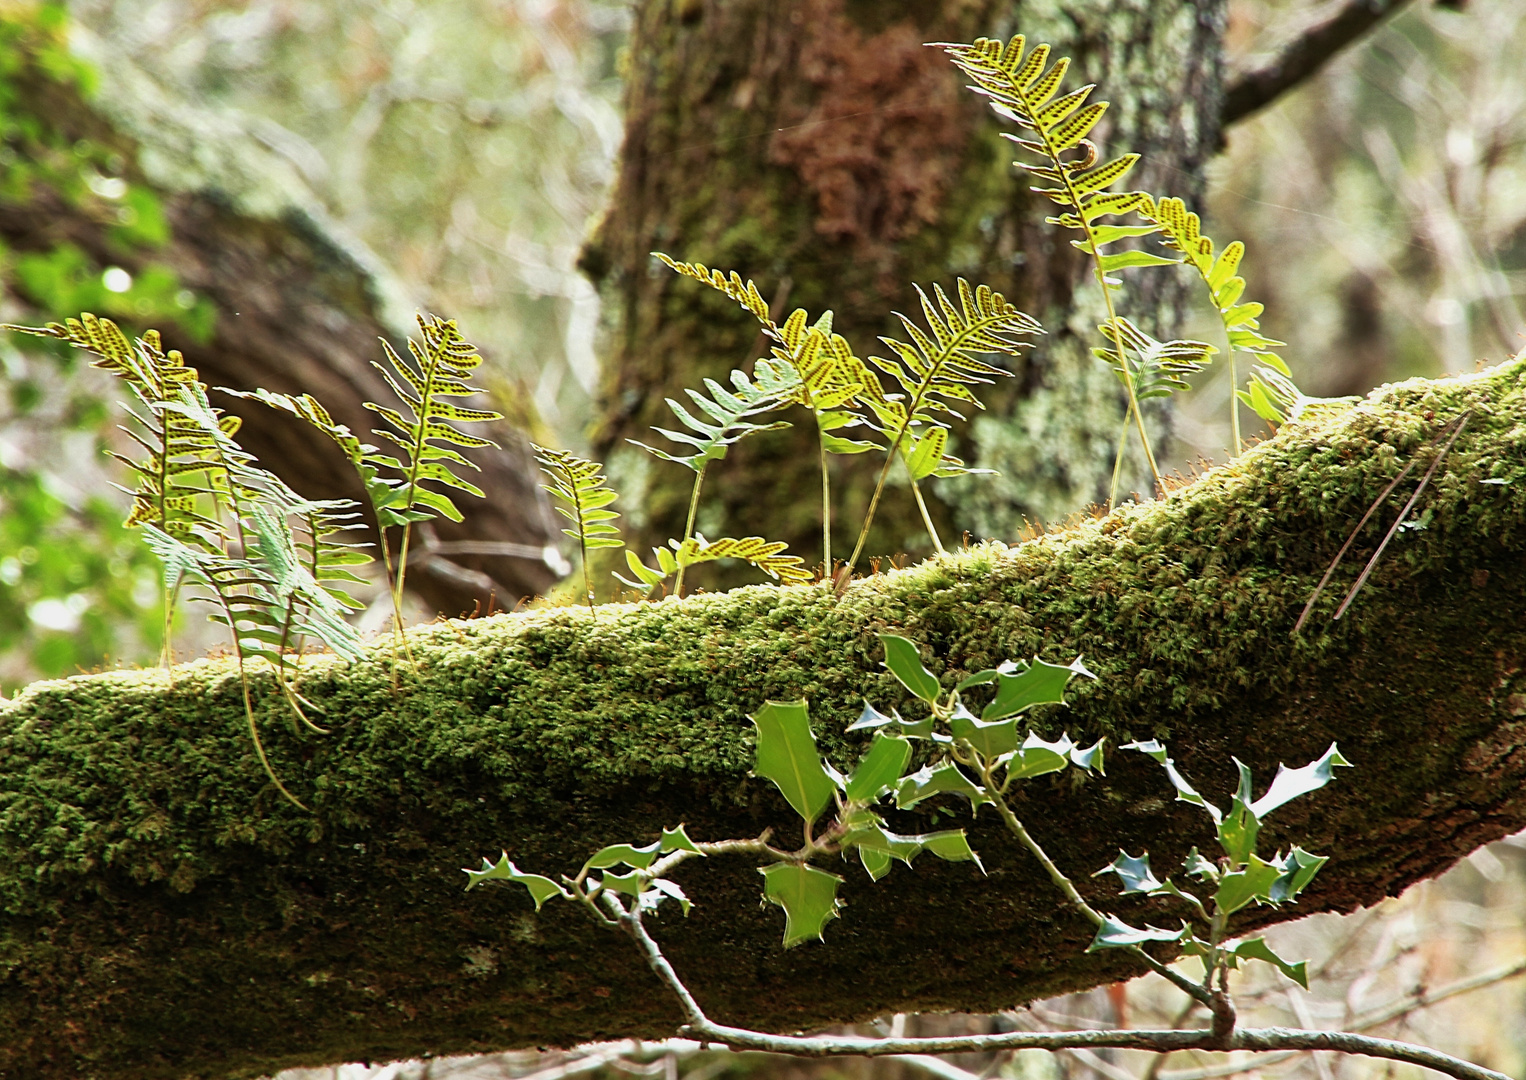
1090;317;1217;402
941;35;1165;506
655;254;882;570
630;371;791;597
841;279;1037;581
533;445;624;608
1136;196;1291;448
363;314;502;659
615;534;810;593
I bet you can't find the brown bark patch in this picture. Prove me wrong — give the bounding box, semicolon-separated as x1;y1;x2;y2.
769;0;970;252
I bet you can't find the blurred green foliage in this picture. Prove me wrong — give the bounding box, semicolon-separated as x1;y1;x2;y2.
0;464;163;683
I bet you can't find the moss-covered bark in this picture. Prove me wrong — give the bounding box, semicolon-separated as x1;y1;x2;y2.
584;0;1228;580
4;362;1526;1078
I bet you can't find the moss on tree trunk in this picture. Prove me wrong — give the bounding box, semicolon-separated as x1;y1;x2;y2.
4;363;1526;1079
583;0;1228;582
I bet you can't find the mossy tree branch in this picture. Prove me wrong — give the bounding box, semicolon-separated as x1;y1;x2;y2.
5;362;1526;1079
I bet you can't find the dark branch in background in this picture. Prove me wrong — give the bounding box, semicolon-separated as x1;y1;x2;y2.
0;29;563;616
1222;0;1418;126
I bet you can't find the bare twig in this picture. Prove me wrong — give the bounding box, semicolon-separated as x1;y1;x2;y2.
1222;0;1418;126
1293;459;1415;633
1333;412;1469;619
615;883;1510;1080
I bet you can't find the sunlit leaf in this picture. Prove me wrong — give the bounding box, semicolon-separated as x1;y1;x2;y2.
982;656;1090;720
896;762;991;810
586;840;664;871
464;853;569;911
660;825;703;855
1269;846;1328;903
1086;915;1183;952
1212;853;1280;916
1232;937;1309;988
750;700;835;824
1249;744;1352;820
845;733;912;803
1094;850;1162;894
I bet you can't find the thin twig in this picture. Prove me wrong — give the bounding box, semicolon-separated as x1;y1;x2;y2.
1294;460;1415;633
1333;412;1470;620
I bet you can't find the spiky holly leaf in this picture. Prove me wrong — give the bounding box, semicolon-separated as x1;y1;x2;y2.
1086;915;1183;952
464;853;568;911
750;700;835;825
845;733;912;803
982;656;1092;720
879;633;942;703
1094;850;1163;895
1232;937;1310;988
759;863;844;947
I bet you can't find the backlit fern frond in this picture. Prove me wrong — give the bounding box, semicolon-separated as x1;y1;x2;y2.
1090;317;1217;402
615;534;810;592
533;445;624;607
631;376;791;473
1135;196;1292;440
5;314;373;808
940;36;1170;495
6;314;223;541
655;253;886;570
360;314;502;656
366;314;502;527
842;279;1037;573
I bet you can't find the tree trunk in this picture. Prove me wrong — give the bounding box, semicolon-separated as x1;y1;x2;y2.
3;363;1524;1079
0;21;561;616
583;0;1227;582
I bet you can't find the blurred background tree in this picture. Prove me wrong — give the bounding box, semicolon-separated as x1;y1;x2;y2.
0;0;1523;1073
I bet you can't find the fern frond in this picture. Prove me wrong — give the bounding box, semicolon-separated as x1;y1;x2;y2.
840;279;1036;575
1134;195;1292;450
615;533;810;591
364;314;502;528
657;254;890;570
1090;317;1217;401
533;445;623;607
6;314;230;541
630;376;791;473
940;36;1167;499
866;280;1036;433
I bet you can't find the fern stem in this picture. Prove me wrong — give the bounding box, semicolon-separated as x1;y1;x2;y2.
212;586;307;810
1229;349;1241;455
390;522;416;662
1108;401;1132;512
818;427;832;573
574;482;595;609
841;433;902;590
672;462;708;599
907;471;945;555
1038;130;1161;493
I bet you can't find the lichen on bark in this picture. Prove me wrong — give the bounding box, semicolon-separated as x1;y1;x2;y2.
4;360;1526;1079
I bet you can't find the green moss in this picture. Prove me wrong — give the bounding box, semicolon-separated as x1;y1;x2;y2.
4;363;1526;1078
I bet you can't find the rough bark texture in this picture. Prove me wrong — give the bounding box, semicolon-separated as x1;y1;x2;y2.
583;0;1228;579
4;362;1526;1079
0;28;561;615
